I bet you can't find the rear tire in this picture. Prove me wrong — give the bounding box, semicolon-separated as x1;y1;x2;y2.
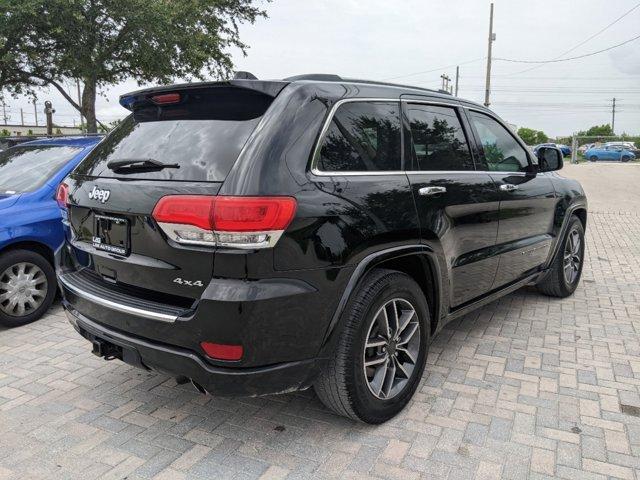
314;269;430;423
589;155;598;162
0;249;56;328
537;216;585;298
622;155;630;162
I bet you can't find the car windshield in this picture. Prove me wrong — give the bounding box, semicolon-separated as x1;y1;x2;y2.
0;145;82;194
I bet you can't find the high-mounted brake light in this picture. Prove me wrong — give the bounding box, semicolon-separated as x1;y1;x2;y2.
151;195;297;249
150;92;181;105
56;182;69;208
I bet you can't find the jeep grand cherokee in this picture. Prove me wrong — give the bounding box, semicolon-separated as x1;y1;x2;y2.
56;74;587;423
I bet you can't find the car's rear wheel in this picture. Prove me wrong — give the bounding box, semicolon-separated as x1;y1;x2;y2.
314;269;430;423
537;216;585;298
0;249;56;328
622;155;630;162
589;155;598;162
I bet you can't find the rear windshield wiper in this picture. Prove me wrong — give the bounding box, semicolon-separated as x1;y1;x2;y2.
107;158;180;171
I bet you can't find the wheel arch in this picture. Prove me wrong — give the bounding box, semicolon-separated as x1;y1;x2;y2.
1;240;55;267
319;245;442;358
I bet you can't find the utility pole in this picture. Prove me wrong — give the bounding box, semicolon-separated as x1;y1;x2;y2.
440;74;451;92
484;2;495;107
76;79;83;128
33;99;38;126
20;108;24;126
44;100;55;135
454;66;460;96
1;102;7;125
611;97;616;134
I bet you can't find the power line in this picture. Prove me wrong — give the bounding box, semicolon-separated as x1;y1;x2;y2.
494;33;640;64
381;58;483;81
504;2;640;76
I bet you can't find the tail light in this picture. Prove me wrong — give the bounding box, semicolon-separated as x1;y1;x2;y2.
56;182;69;208
152;195;297;249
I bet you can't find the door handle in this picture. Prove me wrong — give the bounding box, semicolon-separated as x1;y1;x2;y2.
499;184;518;192
418;186;447;196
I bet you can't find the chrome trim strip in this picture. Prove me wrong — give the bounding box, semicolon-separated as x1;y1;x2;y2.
309;97;481;177
59;274;178;323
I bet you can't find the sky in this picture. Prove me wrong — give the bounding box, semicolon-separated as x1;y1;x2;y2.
3;0;640;137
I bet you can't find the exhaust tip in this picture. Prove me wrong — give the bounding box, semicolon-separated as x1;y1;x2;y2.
190;379;209;395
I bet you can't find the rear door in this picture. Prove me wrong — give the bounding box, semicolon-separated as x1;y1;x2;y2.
465;109;556;289
66;85;276;300
403;100;501;308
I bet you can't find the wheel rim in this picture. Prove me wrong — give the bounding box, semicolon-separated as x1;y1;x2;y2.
563;229;582;285
0;262;48;317
363;298;421;400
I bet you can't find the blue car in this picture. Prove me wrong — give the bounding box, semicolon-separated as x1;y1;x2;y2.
0;136;102;327
585;146;636;162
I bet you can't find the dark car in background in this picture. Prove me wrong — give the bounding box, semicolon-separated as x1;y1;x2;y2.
57;75;586;423
535;142;571;157
0;136;102;327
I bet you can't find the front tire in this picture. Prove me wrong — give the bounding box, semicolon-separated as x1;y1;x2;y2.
537;216;585;298
0;249;56;328
314;269;430;423
622;155;630;162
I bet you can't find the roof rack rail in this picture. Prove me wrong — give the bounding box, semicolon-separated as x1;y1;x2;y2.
284;74;343;82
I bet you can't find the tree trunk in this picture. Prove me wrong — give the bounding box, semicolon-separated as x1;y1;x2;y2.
81;79;97;133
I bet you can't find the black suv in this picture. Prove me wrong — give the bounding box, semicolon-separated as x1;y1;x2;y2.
57;74;587;423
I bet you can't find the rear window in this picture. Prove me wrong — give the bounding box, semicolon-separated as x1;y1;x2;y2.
75;87;273;182
0;145;82;194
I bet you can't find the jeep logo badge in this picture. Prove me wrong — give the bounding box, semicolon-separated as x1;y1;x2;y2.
88;186;111;203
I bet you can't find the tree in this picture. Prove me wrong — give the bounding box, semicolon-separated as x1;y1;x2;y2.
577;124;614;137
0;0;267;133
517;127;548;145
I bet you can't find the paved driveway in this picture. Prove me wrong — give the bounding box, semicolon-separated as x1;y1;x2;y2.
2;164;640;480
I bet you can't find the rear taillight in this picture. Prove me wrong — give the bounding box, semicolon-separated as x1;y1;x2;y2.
150;92;181;105
152;195;297;249
56;182;69;208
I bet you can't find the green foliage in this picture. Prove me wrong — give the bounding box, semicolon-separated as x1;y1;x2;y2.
0;0;268;132
0;129;10;137
517;127;548;145
576;124;614;137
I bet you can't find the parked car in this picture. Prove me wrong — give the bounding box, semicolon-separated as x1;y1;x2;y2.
585;145;636;162
578;143;595;154
57;75;587;423
0;136;102;327
603;141;640;156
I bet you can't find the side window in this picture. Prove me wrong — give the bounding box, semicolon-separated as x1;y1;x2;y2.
405;104;474;171
469;111;530;172
317;101;401;172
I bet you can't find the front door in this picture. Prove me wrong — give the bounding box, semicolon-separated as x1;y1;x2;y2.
403;101;501;308
466;110;557;289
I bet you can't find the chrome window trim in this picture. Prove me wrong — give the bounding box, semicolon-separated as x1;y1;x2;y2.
58;274;178;323
310;97;490;177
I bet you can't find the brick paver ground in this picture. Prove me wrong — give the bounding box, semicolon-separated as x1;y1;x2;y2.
2;165;640;479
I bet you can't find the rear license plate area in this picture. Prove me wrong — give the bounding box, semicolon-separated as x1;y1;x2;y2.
92;214;130;255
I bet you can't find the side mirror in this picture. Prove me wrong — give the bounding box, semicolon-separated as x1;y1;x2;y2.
536;146;563;172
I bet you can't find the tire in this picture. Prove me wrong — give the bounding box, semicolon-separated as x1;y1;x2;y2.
0;249;56;328
314;269;430;423
537;216;585;298
622;155;630;163
589;155;598;162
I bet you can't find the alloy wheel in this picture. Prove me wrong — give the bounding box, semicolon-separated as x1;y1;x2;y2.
0;262;48;317
363;298;421;400
563;229;582;285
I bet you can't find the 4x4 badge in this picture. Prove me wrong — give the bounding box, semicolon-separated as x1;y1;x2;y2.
88;186;111;203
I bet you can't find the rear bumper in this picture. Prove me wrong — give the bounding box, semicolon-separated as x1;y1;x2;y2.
65;306;323;396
